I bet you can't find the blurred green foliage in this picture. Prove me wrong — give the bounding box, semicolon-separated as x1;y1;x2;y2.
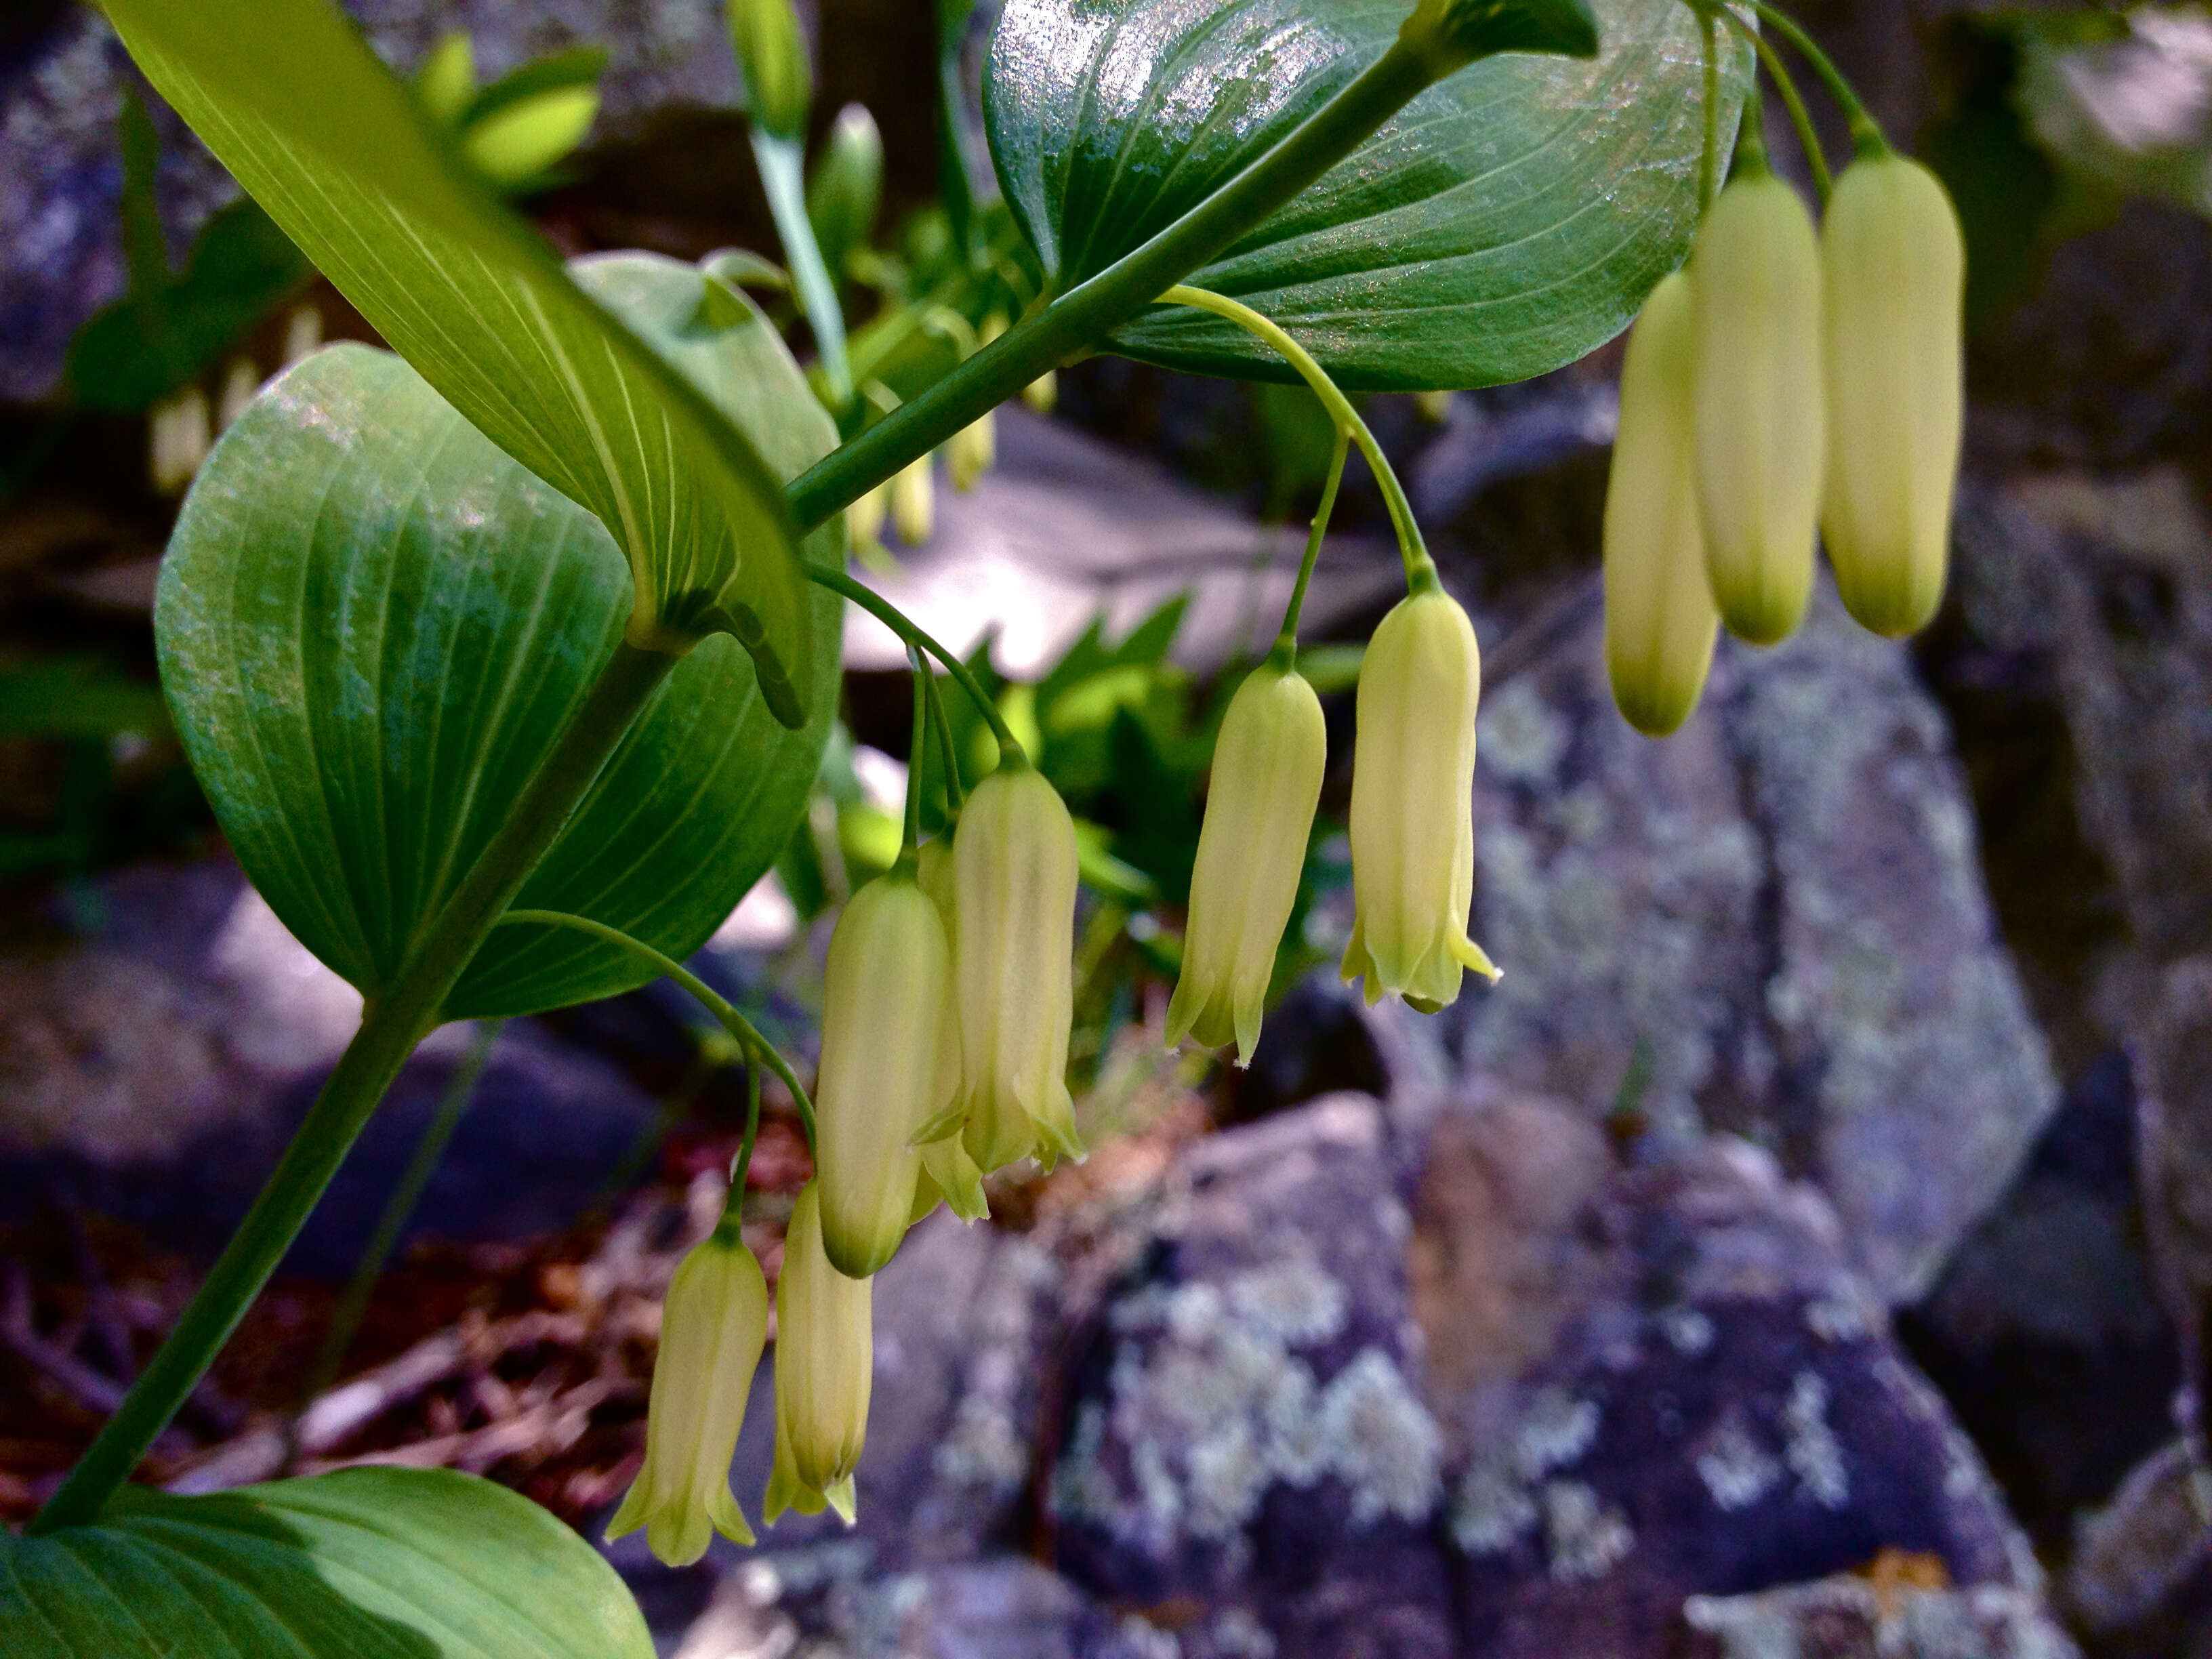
1923;5;2212;331
0;655;198;884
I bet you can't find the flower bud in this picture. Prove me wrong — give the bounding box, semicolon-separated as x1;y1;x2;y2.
1023;369;1058;414
1691;167;1825;647
892;453;935;545
726;0;811;141
605;1221;769;1565
806;102;882;282
1168;665;1326;1064
1603;269;1719;736
949;764;1083;1172
949;409;995;492
847;481;888;557
1820;150;1964;637
149;387;211;496
1342;584;1500;1012
815;872;958;1277
764;1183;870;1522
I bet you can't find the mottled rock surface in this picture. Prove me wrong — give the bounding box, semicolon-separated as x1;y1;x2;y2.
1681;1575;2081;1659
0;855;659;1274
1021;1088;2042;1659
1453;580;2058;1305
1902;1051;2177;1551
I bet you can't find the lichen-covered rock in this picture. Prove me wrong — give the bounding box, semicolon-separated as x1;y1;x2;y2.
1681;1575;2082;1659
1413;1097;2043;1659
1042;1088;2040;1659
1050;1094;1457;1659
1454;580;2058;1304
669;1552;1175;1659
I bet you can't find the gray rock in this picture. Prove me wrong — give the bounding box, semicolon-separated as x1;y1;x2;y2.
1049;1094;1454;1659
1682;1576;2082;1659
1452;579;2059;1305
0;854;661;1275
1903;1050;2178;1550
2065;1437;2212;1643
1410;1092;2042;1659
1036;1088;2043;1659
670;1553;1172;1659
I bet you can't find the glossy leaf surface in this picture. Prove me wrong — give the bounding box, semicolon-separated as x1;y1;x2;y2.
103;0;813;722
986;0;1748;388
157;258;840;1017
0;1467;653;1659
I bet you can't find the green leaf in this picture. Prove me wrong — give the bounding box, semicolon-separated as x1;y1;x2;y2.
103;0;815;724
985;0;1748;390
157;259;840;1016
0;1467;653;1659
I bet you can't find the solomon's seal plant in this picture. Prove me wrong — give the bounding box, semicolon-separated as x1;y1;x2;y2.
0;0;1973;1650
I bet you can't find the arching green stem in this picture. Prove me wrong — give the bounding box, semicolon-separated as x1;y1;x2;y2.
785;38;1439;530
805;561;1027;764
31;642;674;1536
1162;284;1433;589
1270;426;1350;668
497;909;816;1151
1716;5;1831;198
291;1018;503;1441
726;1059;763;1217
1742;0;1885;153
921;660;964;817
1698;10;1721;212
902;647;928;857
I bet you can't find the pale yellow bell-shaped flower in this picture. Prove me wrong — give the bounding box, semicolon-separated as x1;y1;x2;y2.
605;1221;769;1565
847;482;888;557
948;409;996;491
815;870;958;1278
1023;370;1058;414
1820;150;1964;638
1691;165;1825;647
762;1183;869;1525
1341;583;1500;1012
912;836;991;1220
1167;663;1326;1064
1604;268;1720;737
948;764;1083;1172
892;453;935;545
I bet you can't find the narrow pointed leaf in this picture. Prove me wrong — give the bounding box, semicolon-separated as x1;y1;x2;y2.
102;0;814;722
0;1467;653;1659
985;0;1748;389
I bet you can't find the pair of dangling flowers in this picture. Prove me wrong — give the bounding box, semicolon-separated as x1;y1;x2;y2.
605;1176;874;1564
1168;575;1501;1067
1603;7;1965;735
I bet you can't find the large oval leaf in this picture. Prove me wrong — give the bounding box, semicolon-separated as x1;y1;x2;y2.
985;0;1750;389
103;0;813;722
157;263;840;1018
0;1467;652;1659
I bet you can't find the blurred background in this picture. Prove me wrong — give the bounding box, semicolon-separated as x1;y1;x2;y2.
3;1;2212;1656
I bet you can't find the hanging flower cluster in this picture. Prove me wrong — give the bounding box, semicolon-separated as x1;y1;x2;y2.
606;9;1963;1570
1603;20;1964;734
